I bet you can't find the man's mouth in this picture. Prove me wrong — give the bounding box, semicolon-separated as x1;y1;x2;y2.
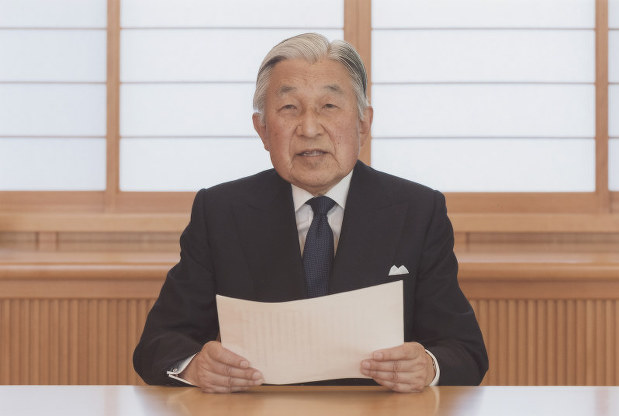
298;150;326;157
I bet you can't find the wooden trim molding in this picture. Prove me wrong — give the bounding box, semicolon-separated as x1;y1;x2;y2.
2;261;618;300
105;0;121;211
2;212;619;233
450;213;619;233
345;0;372;164
444;193;601;214
0;212;189;232
595;0;610;211
0;192;105;212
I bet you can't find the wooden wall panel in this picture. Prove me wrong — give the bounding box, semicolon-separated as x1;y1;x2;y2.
1;254;619;386
3;295;617;386
470;299;618;386
0;298;154;385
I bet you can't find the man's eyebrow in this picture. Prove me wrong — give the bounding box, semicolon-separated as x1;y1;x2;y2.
276;84;344;95
324;84;344;94
277;85;296;95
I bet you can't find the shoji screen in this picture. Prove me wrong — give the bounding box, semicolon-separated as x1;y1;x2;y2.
610;0;619;191
0;0;107;190
119;0;343;192
371;0;596;192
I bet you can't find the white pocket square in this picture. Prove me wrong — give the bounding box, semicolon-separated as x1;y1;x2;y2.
388;265;409;276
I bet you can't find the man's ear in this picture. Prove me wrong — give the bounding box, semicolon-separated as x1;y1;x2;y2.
252;112;269;151
359;106;373;147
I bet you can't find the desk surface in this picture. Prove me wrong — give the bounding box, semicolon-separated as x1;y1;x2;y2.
2;386;619;416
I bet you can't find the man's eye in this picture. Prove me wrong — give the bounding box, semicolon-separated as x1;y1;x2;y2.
324;103;337;109
281;104;296;110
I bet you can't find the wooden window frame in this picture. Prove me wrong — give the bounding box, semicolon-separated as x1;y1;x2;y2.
1;0;617;233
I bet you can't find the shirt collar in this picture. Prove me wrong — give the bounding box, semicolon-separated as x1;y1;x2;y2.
292;169;353;212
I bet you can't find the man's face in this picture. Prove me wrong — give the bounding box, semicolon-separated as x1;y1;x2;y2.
253;58;373;195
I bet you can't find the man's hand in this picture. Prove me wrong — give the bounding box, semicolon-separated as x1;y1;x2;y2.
180;341;264;393
360;342;435;393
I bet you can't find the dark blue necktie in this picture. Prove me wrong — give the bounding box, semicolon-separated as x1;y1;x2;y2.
303;196;336;298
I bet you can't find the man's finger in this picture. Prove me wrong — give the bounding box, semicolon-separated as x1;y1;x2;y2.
361;358;421;373
361;367;410;382
201;369;263;389
200;358;263;381
373;377;425;393
201;342;263;381
372;343;423;361
205;342;252;369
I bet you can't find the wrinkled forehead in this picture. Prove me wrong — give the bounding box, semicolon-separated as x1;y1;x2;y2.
267;58;354;95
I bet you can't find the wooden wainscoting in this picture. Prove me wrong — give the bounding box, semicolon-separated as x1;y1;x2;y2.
1;247;619;385
0;251;171;385
1;298;154;385
459;250;619;386
471;299;618;386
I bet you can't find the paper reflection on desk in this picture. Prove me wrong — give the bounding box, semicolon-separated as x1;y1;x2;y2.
216;281;403;384
161;386;440;416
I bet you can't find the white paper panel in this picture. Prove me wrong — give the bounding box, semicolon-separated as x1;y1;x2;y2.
121;0;343;28
372;0;594;29
611;86;619;138
0;84;106;136
610;139;619;191
121;29;343;82
120;138;272;191
371;138;595;192
372;30;594;83
371;84;595;137
121;84;255;137
0;138;105;190
610;0;619;28
610;31;619;82
0;0;106;28
0;30;106;81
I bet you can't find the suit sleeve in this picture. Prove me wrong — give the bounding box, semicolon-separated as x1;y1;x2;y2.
414;191;488;385
133;190;219;385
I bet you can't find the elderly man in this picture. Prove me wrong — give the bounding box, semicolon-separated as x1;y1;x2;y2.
133;33;488;393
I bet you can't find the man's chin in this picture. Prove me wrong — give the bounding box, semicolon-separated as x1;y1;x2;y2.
291;176;338;196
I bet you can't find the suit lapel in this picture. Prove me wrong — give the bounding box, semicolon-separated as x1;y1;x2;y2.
330;162;408;294
232;171;307;302
231;163;407;300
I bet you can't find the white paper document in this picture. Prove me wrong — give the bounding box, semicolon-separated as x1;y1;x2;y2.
216;280;403;384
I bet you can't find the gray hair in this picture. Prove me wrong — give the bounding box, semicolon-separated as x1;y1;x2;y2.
253;33;369;121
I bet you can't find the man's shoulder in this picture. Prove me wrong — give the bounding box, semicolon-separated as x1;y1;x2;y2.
204;168;279;192
354;162;439;200
193;168;284;205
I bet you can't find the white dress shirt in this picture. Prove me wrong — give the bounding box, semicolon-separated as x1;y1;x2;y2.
292;170;352;255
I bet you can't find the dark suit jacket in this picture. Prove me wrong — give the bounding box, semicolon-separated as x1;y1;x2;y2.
133;161;488;386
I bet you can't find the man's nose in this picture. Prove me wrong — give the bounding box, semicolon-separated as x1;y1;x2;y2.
297;110;323;138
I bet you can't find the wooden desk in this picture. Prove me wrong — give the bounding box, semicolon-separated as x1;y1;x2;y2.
2;386;619;416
